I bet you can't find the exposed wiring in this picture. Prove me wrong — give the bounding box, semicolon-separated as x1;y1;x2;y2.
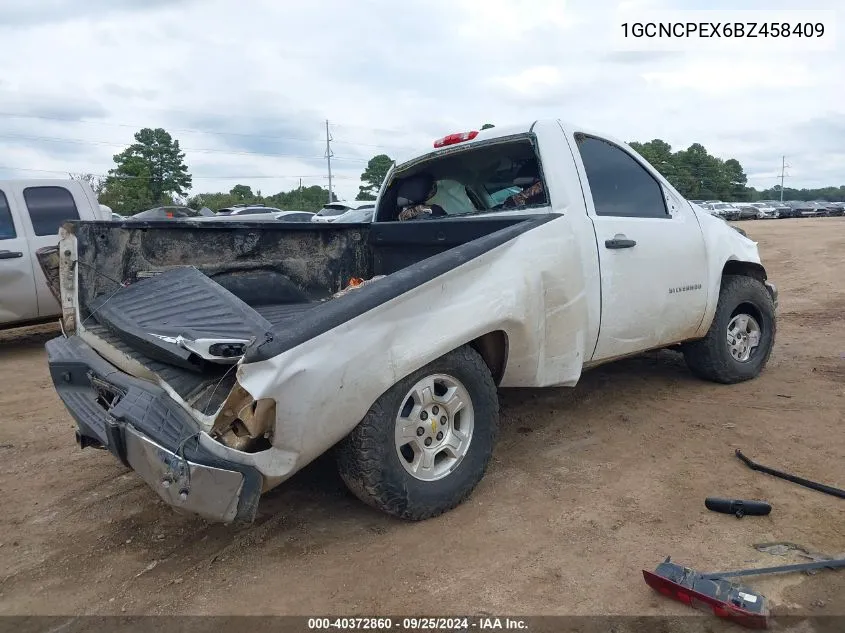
202;361;239;416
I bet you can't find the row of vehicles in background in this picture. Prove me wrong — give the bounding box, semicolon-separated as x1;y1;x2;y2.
692;199;845;220
115;201;377;224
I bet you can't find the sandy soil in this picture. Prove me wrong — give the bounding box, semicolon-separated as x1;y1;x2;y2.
0;218;843;623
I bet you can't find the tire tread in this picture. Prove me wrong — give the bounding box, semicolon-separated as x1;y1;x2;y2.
683;274;776;384
336;346;499;520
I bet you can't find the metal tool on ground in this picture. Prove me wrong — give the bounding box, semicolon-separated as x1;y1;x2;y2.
643;556;845;630
735;449;845;499
706;497;772;519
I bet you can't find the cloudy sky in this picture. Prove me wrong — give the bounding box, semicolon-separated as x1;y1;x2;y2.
0;0;841;200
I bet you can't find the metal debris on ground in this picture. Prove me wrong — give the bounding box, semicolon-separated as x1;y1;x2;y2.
735;449;845;499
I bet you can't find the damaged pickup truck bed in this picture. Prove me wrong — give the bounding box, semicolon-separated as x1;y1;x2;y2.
42;120;778;524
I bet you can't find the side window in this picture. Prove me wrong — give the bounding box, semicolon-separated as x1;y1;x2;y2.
0;190;16;240
23;186;81;236
575;134;668;219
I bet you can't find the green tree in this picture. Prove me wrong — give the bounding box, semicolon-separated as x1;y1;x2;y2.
481;123;495;130
98;156;154;215
356;154;393;200
267;185;337;210
630;139;752;202
103;128;191;214
723;158;748;200
188;184;336;213
229;184;255;201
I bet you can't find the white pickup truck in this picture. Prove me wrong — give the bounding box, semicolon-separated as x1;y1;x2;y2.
41;120;777;524
1;179;108;329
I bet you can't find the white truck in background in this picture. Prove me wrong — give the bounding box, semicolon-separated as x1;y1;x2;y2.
0;180;108;329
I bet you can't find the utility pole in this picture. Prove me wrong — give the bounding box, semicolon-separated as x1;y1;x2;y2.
298;177;302;209
779;156;785;202
325;119;334;204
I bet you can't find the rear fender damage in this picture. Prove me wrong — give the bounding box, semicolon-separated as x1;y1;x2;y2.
210;383;276;453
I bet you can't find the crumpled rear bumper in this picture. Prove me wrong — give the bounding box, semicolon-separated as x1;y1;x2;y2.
45;335;262;523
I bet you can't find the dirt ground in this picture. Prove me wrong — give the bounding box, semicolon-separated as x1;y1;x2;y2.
0;218;843;623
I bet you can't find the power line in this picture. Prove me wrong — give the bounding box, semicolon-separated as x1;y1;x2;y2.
325;119;333;204
0;131;369;163
0;111;419;152
779;155;791;202
330;121;409;135
0;165;357;180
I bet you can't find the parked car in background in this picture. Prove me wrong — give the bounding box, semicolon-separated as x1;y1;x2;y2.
745;202;779;219
758;201;792;218
1;179;111;329
711;202;741;220
274;211;315;222
193;209;316;223
827;202;845;216
218;205;280;217
785;200;814;217
311;201;376;223
811;201;839;216
731;203;759;221
130;206;214;220
804;202;827;217
332;206;376;223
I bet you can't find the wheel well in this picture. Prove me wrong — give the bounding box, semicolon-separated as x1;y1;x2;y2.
722;260;767;283
469;331;508;385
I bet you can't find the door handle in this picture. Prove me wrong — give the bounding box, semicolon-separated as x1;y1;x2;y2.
605;236;637;249
0;250;23;259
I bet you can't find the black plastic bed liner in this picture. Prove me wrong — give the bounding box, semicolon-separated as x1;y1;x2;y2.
88;266;276;371
82;267;322;412
253;302;320;326
83;323;237;414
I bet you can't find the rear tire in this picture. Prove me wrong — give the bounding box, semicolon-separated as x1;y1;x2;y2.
682;275;776;384
336;346;499;520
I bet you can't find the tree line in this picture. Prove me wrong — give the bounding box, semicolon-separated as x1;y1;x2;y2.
82;126;844;216
629;139;845;202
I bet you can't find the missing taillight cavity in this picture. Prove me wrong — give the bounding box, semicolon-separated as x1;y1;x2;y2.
89;373;124;411
210;384;276;453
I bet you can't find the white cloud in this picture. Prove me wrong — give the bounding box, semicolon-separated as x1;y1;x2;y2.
0;0;842;200
642;58;820;93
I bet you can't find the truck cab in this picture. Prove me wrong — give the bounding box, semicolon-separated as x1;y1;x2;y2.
0;180;107;329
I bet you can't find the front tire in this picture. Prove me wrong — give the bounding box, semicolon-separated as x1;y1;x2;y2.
682;275;776;384
336;346;499;520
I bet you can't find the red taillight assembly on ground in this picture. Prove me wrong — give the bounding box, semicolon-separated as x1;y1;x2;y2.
433;130;479;148
643;558;770;629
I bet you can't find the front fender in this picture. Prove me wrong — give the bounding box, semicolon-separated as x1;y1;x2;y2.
693;212;767;339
